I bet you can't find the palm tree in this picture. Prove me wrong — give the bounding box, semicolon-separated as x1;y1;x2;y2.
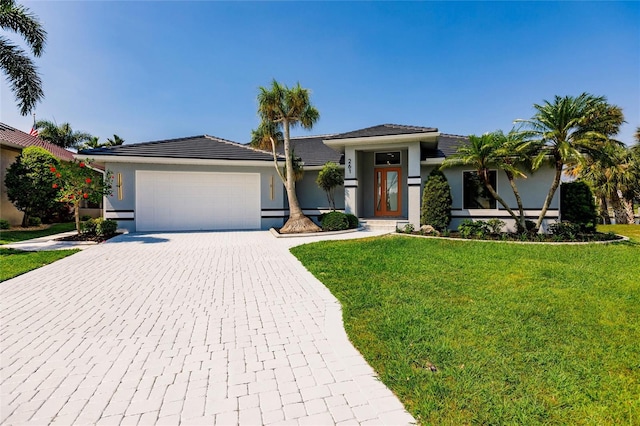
516;93;624;230
80;136;102;150
105;134;124;146
0;0;46;115
35;120;93;149
441;131;529;231
251;80;320;233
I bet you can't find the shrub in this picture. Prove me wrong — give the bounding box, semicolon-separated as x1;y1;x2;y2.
27;217;42;227
321;211;349;231
95;218;117;237
81;218;97;235
458;219;489;238
0;219;10;230
345;213;359;229
81;218;118;237
421;169;452;231
486;218;506;234
316;162;344;210
4;146;60;227
81;214;92;221
402;224;415;234
560;181;597;233
549;221;582;240
517;219;538;235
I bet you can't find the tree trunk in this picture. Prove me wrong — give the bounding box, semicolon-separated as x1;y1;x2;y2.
598;195;611;224
279;121;320;234
536;158;563;231
505;171;526;231
74;202;81;234
611;191;634;224
479;170;520;225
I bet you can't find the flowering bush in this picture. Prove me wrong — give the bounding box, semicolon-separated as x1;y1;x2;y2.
50;160;113;233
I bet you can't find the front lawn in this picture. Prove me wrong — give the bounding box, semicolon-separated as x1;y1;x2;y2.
292;236;639;425
0;248;79;282
0;222;76;245
598;224;640;243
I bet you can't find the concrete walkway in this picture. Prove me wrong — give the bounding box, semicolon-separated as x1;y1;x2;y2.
1;230;414;425
2;230;97;252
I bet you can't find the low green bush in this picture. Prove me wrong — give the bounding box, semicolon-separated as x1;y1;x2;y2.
401;224;415;234
549;221;583;240
321;211;349;231
0;219;10;230
517;219;538;235
95;218;117;237
27;217;42;227
458;219;489;238
81;218;117;237
486;218;505;234
81;214;93;221
345;214;359;229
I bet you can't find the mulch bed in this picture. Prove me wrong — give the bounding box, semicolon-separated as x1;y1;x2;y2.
55;233;122;243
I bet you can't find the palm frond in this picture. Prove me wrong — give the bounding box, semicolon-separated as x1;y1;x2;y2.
0;0;46;56
0;36;43;115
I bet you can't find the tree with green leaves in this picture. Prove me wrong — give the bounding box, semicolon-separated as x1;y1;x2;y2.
316;162;343;210
105;134;125;146
35;120;93;149
80;136;102;150
420;168;452;231
441;131;529;231
251;80;321;233
50;159;113;233
4;146;59;226
0;0;46;116
516;93;624;229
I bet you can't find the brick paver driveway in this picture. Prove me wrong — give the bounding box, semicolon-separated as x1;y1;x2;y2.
1;231;414;425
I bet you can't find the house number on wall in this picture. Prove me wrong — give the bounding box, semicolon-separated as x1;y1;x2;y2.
348;159;352;174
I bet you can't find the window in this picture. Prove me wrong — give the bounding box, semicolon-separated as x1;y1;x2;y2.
463;171;497;209
375;151;401;165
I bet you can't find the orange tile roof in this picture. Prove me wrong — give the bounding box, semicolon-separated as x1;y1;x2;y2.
0;122;76;162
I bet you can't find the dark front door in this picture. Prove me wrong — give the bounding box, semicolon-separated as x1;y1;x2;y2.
374;167;401;216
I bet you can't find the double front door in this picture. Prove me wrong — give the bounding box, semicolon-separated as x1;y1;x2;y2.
374;167;401;216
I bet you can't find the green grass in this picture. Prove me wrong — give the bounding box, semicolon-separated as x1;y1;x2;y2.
0;248;79;282
598;224;640;243
0;222;76;245
292;236;640;425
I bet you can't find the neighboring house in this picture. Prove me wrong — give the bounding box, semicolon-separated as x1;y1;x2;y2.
0;123;75;226
81;123;559;233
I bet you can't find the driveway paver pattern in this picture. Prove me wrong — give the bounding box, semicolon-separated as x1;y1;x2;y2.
1;231;414;425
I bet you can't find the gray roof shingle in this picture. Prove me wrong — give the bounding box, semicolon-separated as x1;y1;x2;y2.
277;135;344;167
422;134;469;159
80;135;281;162
326;123;438;140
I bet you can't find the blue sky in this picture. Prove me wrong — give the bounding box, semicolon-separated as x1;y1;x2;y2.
2;1;639;146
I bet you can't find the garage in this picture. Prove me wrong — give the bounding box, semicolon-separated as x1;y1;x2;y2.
136;170;260;231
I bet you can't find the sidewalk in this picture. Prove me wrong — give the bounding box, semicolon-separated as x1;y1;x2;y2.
2;230;98;251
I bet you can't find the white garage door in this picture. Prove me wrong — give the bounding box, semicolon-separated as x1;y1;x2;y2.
136;171;260;231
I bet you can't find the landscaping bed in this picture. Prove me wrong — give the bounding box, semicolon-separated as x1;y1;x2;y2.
397;229;624;243
55;232;122;243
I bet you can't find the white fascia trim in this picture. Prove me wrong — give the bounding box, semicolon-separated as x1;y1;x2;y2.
302;164;345;171
77;155;283;167
324;132;440;149
421;158;444;165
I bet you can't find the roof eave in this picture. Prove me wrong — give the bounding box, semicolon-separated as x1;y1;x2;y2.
324;132;440;152
75;154;283;167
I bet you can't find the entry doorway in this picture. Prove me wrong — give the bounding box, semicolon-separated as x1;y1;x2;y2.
374;167;402;216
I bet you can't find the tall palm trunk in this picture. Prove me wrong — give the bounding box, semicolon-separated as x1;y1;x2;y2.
280;121;320;234
598;195;611;224
536;157;563;230
505;170;527;231
611;191;635;224
479;169;521;227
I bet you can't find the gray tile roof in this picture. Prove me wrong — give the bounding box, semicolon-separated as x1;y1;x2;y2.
326;123;438;140
422;134;469;159
278;135;344;167
80;135;281;162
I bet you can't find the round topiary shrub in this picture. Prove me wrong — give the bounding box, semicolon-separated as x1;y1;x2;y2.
321;211;349;231
345;213;359;229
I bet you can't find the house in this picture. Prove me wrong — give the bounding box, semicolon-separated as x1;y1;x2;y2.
80;124;559;233
1;123;73;226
